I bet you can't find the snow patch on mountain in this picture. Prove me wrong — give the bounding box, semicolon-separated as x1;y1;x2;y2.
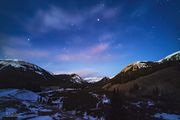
121;61;155;73
133;61;150;69
35;71;43;75
84;77;103;83
0;60;26;70
71;74;83;84
0;59;53;77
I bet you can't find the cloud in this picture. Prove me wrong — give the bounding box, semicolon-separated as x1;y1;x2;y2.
130;1;152;18
56;43;110;62
89;4;105;15
27;4;119;33
90;43;109;55
103;8;119;19
27;6;85;32
2;47;50;59
0;34;112;63
0;35;50;60
98;33;114;42
0;34;31;48
90;4;119;19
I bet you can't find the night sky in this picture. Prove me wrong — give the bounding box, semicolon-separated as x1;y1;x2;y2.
0;0;180;78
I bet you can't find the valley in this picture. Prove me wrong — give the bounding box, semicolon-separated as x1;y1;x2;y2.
0;51;180;120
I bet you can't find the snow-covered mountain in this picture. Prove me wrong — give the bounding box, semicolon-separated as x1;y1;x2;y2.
84;77;103;83
158;51;180;62
0;59;52;76
118;51;180;75
104;51;180;90
110;61;159;84
71;74;84;84
103;51;180;91
121;61;156;74
0;59;55;90
0;59;89;89
0;89;40;101
55;74;84;84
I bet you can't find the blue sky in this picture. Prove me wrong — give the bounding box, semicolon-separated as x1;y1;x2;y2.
0;0;180;78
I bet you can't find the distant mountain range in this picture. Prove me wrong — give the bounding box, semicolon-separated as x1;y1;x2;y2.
0;51;180;95
83;77;104;83
54;74;88;88
0;60;86;90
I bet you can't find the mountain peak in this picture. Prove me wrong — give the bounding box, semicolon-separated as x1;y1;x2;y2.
0;59;55;90
133;61;150;69
70;74;84;84
121;61;154;73
0;59;46;74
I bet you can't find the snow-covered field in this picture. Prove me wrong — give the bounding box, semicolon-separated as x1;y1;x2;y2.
154;113;180;120
0;88;108;120
1;88;179;120
0;89;40;101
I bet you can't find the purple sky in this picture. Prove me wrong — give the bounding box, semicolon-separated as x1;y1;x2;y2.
0;0;180;78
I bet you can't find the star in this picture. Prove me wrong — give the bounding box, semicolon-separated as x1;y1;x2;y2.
27;38;30;41
97;18;100;22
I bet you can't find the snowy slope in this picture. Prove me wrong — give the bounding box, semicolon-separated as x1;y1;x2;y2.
71;74;84;84
121;61;156;73
154;113;180;120
119;51;180;74
120;51;180;74
0;59;52;76
133;61;150;69
158;51;180;62
0;59;56;89
0;89;40;101
55;74;85;84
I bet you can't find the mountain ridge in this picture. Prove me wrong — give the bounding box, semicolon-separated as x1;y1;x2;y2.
0;60;87;90
101;51;180;99
0;51;180;91
110;51;180;84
